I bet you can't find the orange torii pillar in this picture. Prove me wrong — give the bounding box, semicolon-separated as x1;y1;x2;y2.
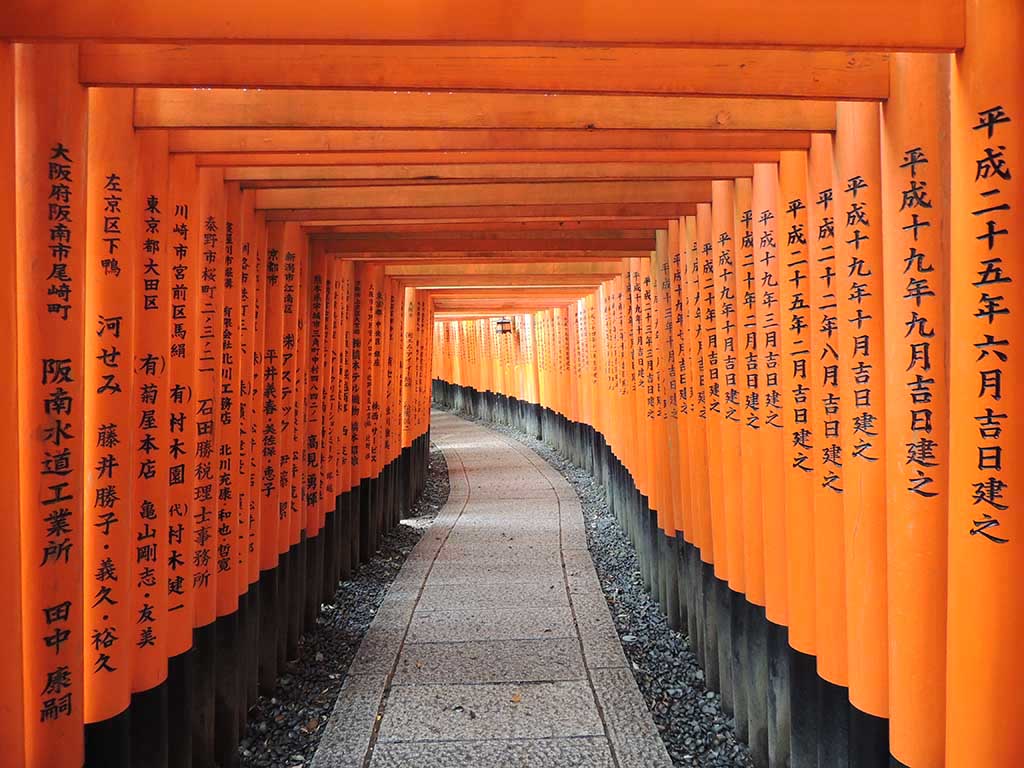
806;131;852;766
753;161;791;768
191;167;226;768
947;1;1023;765
167;153;199;768
258;223;285;691
82;87;138;768
777;150;818;768
712;180;743;722
131;127;172;768
667;220;695;643
834;100;890;765
14;42;87;768
0;42;24;768
733;177;770;767
881;53;950;768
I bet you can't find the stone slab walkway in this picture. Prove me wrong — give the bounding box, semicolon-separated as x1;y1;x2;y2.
312;411;672;768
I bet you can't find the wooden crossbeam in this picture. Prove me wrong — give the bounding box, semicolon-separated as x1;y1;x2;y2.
324;237;656;253
253;180;713;209
193;150;781;167
167;129;811;153
384;261;627;276
224;162;754;183
81;43;888;99
265;203;699;222
335;251;649;264
318;219;667;234
135;89;836;131
1;1;964;50
395;275;614;288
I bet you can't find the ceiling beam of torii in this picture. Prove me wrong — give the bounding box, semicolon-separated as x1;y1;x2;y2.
0;0;963;50
80;44;889;100
133;89;837;131
165;130;812;154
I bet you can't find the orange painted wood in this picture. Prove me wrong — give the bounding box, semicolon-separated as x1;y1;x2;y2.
196;150;779;168
259;222;285;572
263;203;700;222
166;153;199;656
225;162;754;182
685;214;713;561
215;181;243;615
697;202;728;578
712;180;745;592
326;219;666;233
324;237;656;253
834;101;888;718
806;132;848;686
81;43;889;100
2;0;964;50
168;128;810;154
14;42;87;766
946;0;1024;763
134;89;837;131
0;41;25;768
753;162;788;625
193;167;226;628
253;181;713;210
778;150;815;653
881;53;950;767
131;127;172;693
734;179;765;606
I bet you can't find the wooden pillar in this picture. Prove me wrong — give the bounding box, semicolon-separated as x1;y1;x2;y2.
881;52;950;768
15;42;87;768
166;152;198;768
834;101;890;757
947;1;1024;765
130;128;171;768
735;180;766;611
0;41;25;768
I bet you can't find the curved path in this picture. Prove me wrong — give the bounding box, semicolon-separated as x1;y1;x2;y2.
312;410;672;768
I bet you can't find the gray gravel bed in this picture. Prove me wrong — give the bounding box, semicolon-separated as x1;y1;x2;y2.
478;417;753;768
239;445;450;768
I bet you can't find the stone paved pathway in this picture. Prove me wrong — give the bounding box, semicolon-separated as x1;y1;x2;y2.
312;411;672;768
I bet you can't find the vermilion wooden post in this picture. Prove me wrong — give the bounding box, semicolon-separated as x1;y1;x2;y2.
669;220;695;552
712;180;741;716
805;131;851;766
735;178;765;610
778;151;815;655
131;127;172;767
734;176;769;768
881;52;950;768
947;1;1023;764
166;152;198;768
15;42;87;768
834;100;890;759
258;222;284;688
82;86;137;766
193;166;225;768
778;149;818;768
752;162;787;626
0;41;26;768
712;181;745;597
697;204;728;583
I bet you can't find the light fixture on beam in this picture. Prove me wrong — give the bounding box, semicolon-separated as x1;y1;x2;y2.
495;316;514;335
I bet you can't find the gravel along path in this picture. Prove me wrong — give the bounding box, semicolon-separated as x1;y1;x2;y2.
239;445;450;768
484;419;753;768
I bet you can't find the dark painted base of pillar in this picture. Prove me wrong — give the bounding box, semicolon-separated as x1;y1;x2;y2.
84;706;130;768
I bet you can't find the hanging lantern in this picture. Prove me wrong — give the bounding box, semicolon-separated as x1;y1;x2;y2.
495;316;514;335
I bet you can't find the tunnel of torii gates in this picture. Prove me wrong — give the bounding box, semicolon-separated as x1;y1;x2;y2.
0;1;1020;767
